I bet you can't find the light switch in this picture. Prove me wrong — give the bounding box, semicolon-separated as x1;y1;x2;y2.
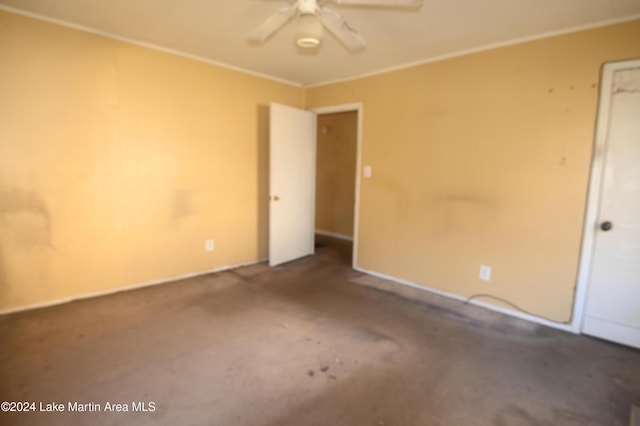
363;165;372;178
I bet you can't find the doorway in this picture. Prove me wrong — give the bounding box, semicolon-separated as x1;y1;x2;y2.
312;104;362;269
315;111;358;233
314;111;358;265
268;103;362;268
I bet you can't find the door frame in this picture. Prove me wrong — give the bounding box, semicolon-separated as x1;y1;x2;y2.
571;58;640;334
310;103;363;269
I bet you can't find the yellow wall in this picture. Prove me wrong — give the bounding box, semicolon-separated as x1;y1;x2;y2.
2;8;640;322
0;10;304;311
307;19;640;323
315;111;357;237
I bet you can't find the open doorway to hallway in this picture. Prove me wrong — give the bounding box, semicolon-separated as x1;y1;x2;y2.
314;110;358;265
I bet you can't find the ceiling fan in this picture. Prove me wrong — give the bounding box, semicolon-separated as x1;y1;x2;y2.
248;0;423;51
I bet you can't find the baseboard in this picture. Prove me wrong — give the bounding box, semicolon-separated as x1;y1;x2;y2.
353;266;574;333
3;257;574;335
0;258;267;316
315;229;353;241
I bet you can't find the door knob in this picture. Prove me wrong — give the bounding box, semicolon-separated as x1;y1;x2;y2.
271;195;280;201
600;221;612;231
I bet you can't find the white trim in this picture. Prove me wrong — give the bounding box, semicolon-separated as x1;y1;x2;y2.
0;258;267;315
305;14;640;89
310;111;318;257
4;4;638;89
311;103;363;270
315;229;353;241
572;59;640;334
0;5;302;88
312;103;362;114
354;266;574;333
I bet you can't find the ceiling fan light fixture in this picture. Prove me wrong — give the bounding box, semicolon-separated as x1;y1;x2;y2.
250;0;420;51
295;14;322;48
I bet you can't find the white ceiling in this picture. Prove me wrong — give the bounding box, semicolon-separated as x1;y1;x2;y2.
1;0;639;87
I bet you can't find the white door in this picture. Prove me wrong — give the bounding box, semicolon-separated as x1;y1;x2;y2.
582;61;640;349
269;103;316;266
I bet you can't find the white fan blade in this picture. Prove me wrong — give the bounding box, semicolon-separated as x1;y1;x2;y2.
318;8;366;51
248;6;297;43
330;0;422;6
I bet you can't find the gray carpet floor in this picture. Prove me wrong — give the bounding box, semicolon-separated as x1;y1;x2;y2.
1;236;639;425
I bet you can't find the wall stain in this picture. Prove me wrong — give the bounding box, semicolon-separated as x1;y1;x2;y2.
171;189;194;229
437;195;492;205
427;194;496;238
0;186;52;250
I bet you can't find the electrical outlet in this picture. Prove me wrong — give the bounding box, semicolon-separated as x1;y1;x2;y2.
479;265;491;281
205;239;215;252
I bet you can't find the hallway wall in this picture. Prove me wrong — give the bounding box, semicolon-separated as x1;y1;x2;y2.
315;111;358;239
